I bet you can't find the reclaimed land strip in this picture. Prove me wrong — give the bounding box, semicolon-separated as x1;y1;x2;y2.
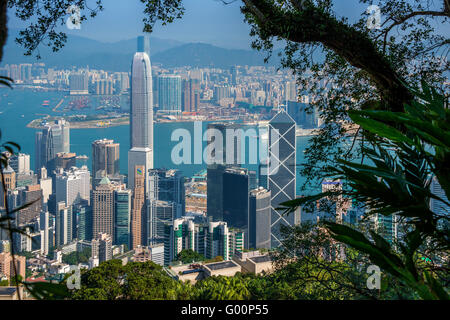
27;116;130;129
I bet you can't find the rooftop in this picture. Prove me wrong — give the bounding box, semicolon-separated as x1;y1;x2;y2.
0;287;17;296
204;260;239;271
249;255;271;264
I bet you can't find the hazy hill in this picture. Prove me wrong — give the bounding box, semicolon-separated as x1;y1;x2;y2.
152;42;280;68
1;32;280;70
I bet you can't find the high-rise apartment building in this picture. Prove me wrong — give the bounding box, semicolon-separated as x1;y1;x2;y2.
69;73;89;95
0;252;26;281
163;217;196;265
206;221;243;261
15;184;43;225
163;219;243;265
19;63;32;82
92;233;112;263
158;75;182;113
182;78;200;112
285;81;297;102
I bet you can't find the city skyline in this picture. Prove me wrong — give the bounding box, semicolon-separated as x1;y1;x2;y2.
0;0;448;302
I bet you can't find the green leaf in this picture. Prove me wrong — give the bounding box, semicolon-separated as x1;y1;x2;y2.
348;111;414;145
23;282;70;300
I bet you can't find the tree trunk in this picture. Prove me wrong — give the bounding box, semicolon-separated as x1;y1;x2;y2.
0;0;7;64
242;1;414;112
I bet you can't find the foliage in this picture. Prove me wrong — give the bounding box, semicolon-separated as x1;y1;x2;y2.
280;84;450;299
193;275;251;300
270;223;417;300
175;249;205;264
69;260;190;300
203;256;224;264
62;248;91;265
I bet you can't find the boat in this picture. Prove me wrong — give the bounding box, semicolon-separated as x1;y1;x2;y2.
42;100;50;106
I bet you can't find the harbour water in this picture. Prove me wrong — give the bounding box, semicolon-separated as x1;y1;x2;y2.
0;88;318;195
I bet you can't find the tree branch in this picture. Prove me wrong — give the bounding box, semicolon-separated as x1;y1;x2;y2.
242;0;413;111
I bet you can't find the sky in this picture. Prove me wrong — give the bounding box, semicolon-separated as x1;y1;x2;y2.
7;0;447;49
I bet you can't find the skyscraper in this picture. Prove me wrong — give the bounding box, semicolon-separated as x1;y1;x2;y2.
69;73;89;95
148;169;185;218
0;166;15;208
55;166;90;207
131;165;146;249
39;211;50;256
55;201;72;247
222;167;254;248
205;221;243;260
264;110;298;248
130;51;153;150
127;147;153;190
92;233;112;263
148;200;175;245
158;75;182;113
15;184;43;225
182;78;200;112
73;201;92;241
92;139;120;182
115;189;131;248
137;35;151;58
35;119;70;173
285;81;297;102
92;177;123;239
163;217;196;265
206;122;245;222
430;176;450;218
54;152;77;171
249;187;271;249
9;153;30;174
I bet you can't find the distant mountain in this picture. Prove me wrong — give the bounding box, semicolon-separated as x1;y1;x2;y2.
1;32;281;70
152;42;280;68
1;31;183;70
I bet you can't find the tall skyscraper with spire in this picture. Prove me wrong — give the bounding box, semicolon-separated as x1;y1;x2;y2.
128;36;154;191
130;49;153;150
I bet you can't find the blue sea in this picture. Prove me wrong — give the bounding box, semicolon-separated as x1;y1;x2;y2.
0;88;318;195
